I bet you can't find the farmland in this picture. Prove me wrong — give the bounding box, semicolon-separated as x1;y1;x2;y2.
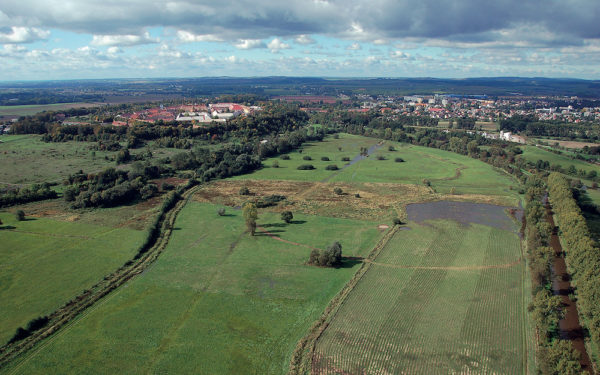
312;212;527;374
0;103;102;120
518;145;600;175
1;133;532;374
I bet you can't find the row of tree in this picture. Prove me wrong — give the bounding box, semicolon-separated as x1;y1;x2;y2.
0;183;57;208
523;177;584;374
547;173;600;352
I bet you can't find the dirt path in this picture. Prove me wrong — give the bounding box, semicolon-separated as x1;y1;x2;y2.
545;204;594;373
257;226;322;251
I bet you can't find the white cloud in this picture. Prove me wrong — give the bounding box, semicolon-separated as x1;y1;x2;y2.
0;27;49;44
176;30;223;43
91;32;158;47
234;39;265;49
391;50;411;59
295;34;315;45
346;42;361;50
267;38;290;52
107;46;123;54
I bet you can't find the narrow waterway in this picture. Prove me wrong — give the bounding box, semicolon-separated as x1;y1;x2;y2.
545;204;594;373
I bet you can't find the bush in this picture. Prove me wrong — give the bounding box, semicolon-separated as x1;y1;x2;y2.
217;208;226;216
281;211;293;223
388;145;395;151
297;164;315;170
309;241;342;267
239;186;250;195
355;193;360;198
256;194;286;208
393;217;403;225
303;155;312;161
325;164;339;170
272;160;279;168
423;179;431;186
395;157;405;162
15;210;25;221
321;156;330;161
376;155;386;160
280;154;290;160
334;187;343;195
341;156;350;162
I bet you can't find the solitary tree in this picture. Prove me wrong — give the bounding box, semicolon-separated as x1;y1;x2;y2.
281;211;293;223
334;187;343;195
16;210;25;221
243;202;258;235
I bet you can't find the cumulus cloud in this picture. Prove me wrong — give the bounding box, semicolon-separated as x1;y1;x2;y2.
0;26;49;43
176;30;223;43
91;32;158;47
267;38;289;52
346;42;361;50
295;34;315;45
234;39;265;49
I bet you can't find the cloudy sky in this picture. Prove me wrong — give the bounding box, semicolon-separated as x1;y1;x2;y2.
1;0;599;80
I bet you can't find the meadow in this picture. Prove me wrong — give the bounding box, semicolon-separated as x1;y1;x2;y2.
0;133;530;374
4;203;383;374
312;218;528;374
0;201;155;345
519;145;600;175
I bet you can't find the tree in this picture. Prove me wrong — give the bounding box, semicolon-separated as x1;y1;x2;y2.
334;187;343;195
16;210;25;221
217;208;226;216
239;186;250;195
243;202;258;235
281;211;293;223
309;241;343;267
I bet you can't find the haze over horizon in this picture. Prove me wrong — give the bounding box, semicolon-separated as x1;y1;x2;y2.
1;0;599;80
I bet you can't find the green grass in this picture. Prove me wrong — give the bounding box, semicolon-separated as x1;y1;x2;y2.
0;210;146;345
519;145;600;175
0;103;101;118
236;134;519;202
6;202;383;374
313;219;527;374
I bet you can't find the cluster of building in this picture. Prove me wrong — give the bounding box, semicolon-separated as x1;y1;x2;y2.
112;103;261;127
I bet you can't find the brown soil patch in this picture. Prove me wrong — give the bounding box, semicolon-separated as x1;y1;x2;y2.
377;224;390;230
194;179;433;221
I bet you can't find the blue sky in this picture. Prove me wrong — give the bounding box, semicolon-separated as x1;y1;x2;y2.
1;0;599;80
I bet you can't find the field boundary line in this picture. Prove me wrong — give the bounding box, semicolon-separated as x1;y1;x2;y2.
0;185;200;371
288;224;400;375
364;257;522;270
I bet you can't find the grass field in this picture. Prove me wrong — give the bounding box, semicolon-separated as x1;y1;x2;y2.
0;103;102;119
519;145;600;175
0;201;154;345
238;134;520;203
313;218;527;374
5;203;384;374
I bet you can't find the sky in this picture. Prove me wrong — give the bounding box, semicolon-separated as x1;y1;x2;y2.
0;0;599;81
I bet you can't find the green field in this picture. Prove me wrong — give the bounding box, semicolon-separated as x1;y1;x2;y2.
313;218;527;374
0;133;532;374
519;145;600;175
0;103;101;119
0;206;151;345
239;134;519;203
5;203;383;374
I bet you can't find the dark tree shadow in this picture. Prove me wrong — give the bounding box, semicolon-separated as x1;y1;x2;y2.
290;220;307;224
255;229;286;236
337;256;364;268
261;223;288;228
0;225;16;230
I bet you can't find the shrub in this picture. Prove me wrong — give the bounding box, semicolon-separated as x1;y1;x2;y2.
239;186;250;195
15;210;25;221
388;145;395;151
321;156;330;161
333;187;343;195
281;211;293;223
395;157;405;162
303;155;312;161
297;164;315;170
355;193;361;198
341;157;350;162
325;164;339;170
272;160;279;168
422;179;431;186
393;217;403;225
280;155;290;160
217;208;226;216
376;155;386;160
309;241;342;267
256;194;286;208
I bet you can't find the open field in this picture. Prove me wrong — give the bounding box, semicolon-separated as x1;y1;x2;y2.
0;135;186;186
531;138;600;149
0;133;531;374
4;202;384;374
238;134;520;204
0;198;158;345
0;103;103;120
519;145;600;174
313;214;527;374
